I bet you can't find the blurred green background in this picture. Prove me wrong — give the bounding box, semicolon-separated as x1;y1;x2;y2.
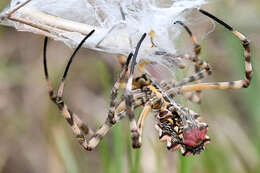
0;0;260;173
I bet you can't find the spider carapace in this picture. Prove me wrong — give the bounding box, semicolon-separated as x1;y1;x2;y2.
43;9;252;156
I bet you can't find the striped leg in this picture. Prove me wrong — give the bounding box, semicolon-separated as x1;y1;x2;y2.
161;79;201;103
108;53;133;124
125;92;142;148
174;21;201;57
80;54;133;149
176;54;211;86
199;9;253;87
43;30;130;150
43;33;95;148
168;10;252;94
161;26;212;101
193;68;202;103
164;54;211;98
174;21;211;90
175;21;203;103
174;21;210;102
137;104;152;142
125;33;147;148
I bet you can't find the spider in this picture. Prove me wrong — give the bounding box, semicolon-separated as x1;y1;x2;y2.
43;9;252;156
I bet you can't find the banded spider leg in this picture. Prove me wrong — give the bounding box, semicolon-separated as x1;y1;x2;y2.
174;20;203;103
166;9;252;96
159;21;210;103
43;30;134;150
124;33;147;148
171;9;252;154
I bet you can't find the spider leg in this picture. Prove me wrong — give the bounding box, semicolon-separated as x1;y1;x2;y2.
108;53;133;124
43;32;95;146
161;79;201;103
174;81;247;93
137;104;152;141
164;54;211;98
167;9;253;93
199;9;252;87
124;33;146;148
174;21;201;55
43;37;57;103
173;21;211;88
175;54;211;86
43;30;131;150
161;21;212;101
174;21;203;103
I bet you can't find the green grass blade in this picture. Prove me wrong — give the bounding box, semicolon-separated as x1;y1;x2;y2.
54;129;80;173
179;153;194;173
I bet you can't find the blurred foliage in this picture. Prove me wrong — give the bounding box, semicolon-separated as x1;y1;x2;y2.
0;0;260;173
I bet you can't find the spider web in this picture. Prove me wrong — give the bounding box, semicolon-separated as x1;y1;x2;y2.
0;0;207;79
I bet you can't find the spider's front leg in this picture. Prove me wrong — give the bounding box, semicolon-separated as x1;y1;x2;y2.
43;32;96;142
43;30;133;150
124;33;147;148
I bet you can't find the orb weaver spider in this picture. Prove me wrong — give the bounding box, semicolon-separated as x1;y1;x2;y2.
43;9;252;156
